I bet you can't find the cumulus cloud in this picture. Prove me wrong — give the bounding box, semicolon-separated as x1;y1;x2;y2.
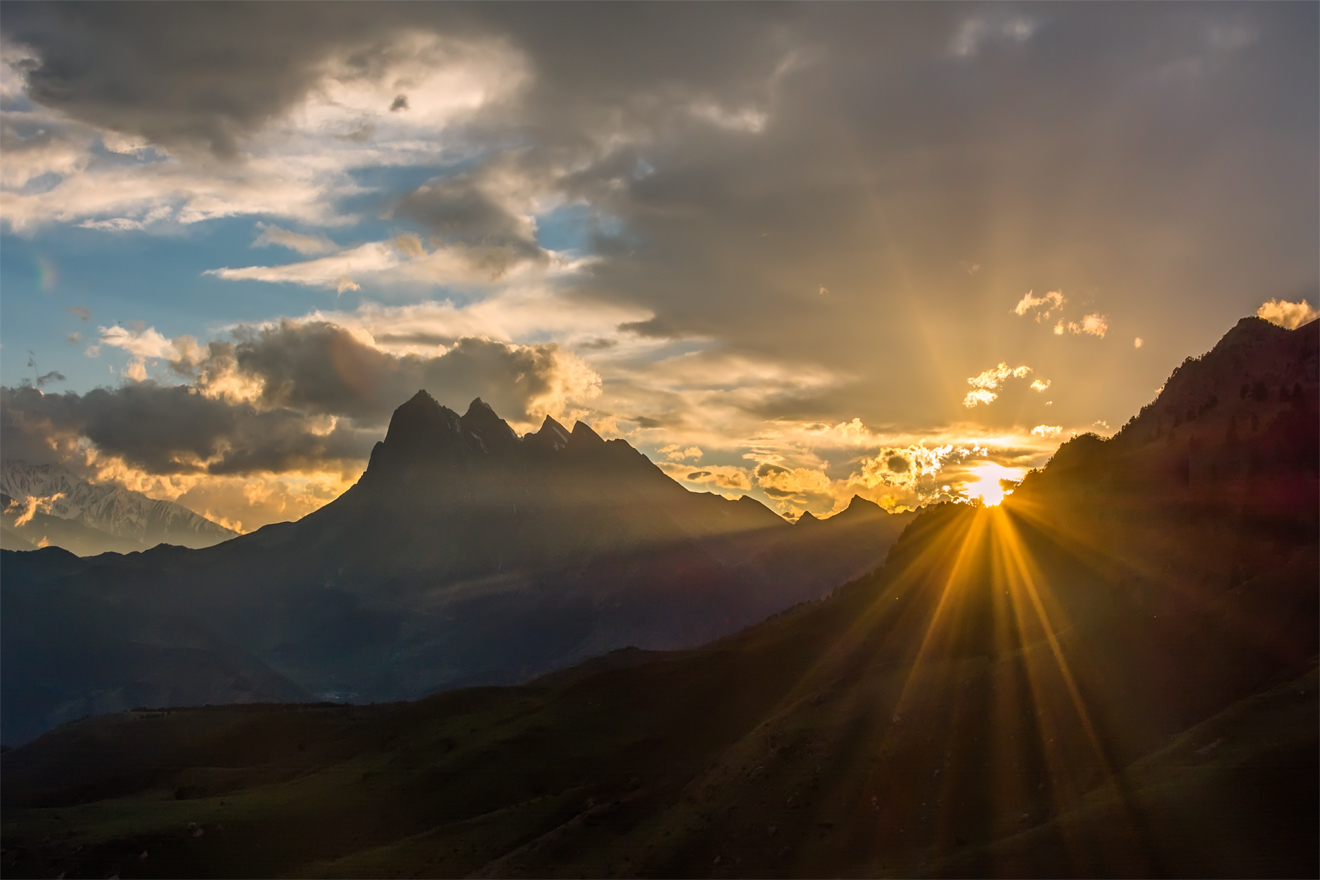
97;324;177;360
659;444;702;462
963;363;1032;408
1029;379;1051;392
3;315;605;495
1256;298;1318;330
1031;424;1062;439
755;462;833;502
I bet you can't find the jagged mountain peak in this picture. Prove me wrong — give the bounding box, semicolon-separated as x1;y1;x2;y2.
571;420;606;446
525;415;573;452
459;397;520;453
836;494;884;520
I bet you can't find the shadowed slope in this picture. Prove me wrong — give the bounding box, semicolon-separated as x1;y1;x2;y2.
1;395;911;745
2;320;1315;878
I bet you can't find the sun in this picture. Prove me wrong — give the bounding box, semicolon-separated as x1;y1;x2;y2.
961;462;1025;506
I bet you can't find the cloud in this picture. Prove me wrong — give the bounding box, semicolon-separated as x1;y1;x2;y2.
1031;424;1062;439
1053;313;1109;337
66;305;90;321
659;463;752;492
1029;379;1051;392
1134;337;1144;348
1256;298;1318;330
1013;289;1065;320
1078;314;1109;337
395;161;544;264
253;222;338;255
950;14;1037;58
659;444;702;462
755;462;833;501
97;324;177;359
963;363;1032;408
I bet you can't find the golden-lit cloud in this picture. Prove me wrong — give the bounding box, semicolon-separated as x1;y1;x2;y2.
659;462;753;494
1256;298;1318;330
1013;289;1065;320
964;363;1032;407
659;444;703;462
1054;313;1109;337
755;463;835;503
1029;379;1051;392
1134;337;1144;348
1031;424;1062;439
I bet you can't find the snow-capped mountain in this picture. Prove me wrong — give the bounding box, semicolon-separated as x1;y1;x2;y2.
0;461;237;553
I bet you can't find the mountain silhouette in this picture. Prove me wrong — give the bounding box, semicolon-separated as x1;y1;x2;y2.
0;396;910;745
3;318;1312;878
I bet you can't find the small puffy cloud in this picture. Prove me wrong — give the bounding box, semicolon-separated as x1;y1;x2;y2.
1029;379;1050;392
755;462;833;501
1055;314;1109;337
1031;424;1062;439
1256;298;1318;330
668;464;752;492
97;324;176;359
1134;337;1144;348
1079;314;1108;337
660;444;702;462
964;362;1032;407
1013;289;1065;320
66;305;90;321
253;222;338;255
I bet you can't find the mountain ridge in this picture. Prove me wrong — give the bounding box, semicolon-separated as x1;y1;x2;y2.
1;398;913;745
0;460;237;555
2;315;1314;879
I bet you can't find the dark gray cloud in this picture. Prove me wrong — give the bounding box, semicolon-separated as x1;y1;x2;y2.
4;2;1315;436
209;321;576;426
3;320;586;476
0;383;372;475
395;167;542;263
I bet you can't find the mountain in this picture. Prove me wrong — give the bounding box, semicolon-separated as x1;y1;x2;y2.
0;461;237;555
3;318;1312;879
0;396;911;745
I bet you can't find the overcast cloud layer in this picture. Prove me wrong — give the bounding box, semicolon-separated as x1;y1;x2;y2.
2;3;1316;530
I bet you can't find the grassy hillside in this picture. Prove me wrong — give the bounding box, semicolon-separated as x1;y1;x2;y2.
2;321;1315;878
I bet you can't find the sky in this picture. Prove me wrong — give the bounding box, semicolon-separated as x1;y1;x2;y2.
1;2;1316;532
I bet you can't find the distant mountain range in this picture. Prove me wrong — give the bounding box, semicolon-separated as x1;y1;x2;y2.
3;317;1314;879
0;461;236;556
0;395;911;745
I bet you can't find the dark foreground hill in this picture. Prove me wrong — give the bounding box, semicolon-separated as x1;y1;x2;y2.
1;318;1315;879
1;396;911;746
